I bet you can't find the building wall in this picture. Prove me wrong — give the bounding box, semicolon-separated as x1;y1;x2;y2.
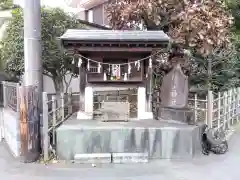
13;0;84;13
1;108;20;157
87;3;109;26
43;74;80;93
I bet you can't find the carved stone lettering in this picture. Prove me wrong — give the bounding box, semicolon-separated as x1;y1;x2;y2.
160;63;188;109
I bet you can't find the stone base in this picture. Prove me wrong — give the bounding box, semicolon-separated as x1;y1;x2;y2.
158;107;194;124
77;111;92;120
56;115;202;161
138;112;153;120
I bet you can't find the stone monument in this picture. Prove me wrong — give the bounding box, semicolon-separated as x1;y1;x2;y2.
158;58;194;124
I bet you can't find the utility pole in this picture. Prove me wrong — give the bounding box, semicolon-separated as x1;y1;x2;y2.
24;0;42;88
22;0;42;162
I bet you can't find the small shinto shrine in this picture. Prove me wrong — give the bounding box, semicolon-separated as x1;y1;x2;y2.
57;30;202;162
59;29;169;120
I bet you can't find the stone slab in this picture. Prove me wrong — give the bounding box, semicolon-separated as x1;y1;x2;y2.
112;153;148;164
56;114;202;161
74;153;111;164
158;107;194;124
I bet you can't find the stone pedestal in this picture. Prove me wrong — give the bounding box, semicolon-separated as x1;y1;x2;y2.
56;118;202;161
158;107;194;125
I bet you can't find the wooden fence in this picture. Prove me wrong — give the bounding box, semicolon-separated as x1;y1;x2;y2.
188;88;240;130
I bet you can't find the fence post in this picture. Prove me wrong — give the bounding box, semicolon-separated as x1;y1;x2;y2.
16;83;20;113
61;92;65;122
205;95;208;125
207;90;213;128
223;91;228;130
237;87;240;122
194;94;197;123
68;88;72;115
1;81;6;140
217;92;221;129
42;92;49;161
228;89;232;128
233;88;236;125
2;81;7;108
52;95;56;146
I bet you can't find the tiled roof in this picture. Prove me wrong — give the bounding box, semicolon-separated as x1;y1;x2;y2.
59;29;170;42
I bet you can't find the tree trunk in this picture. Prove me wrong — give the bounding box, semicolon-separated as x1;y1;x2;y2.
53;76;64;95
52;76;64;110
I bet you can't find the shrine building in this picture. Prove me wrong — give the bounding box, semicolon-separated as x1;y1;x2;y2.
59;29;170;120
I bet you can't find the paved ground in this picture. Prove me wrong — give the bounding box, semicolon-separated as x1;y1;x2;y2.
0;127;240;180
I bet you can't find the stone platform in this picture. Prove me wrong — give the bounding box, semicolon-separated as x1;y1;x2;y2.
56;114;202;162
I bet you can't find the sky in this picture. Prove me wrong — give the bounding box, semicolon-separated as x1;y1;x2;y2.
13;0;84;13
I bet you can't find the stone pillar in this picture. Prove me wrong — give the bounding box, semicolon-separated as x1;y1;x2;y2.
138;87;153;120
77;86;93;120
85;86;93;114
137;87;146;119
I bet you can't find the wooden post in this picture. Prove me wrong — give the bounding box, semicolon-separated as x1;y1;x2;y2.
19;86;28;161
223;91;228;130
42;92;49;161
68;88;72;115
207;90;213;128
194;94;197;123
52;95;56;146
61;92;65;122
228;89;232;128
237;87;240;122
217;92;221;129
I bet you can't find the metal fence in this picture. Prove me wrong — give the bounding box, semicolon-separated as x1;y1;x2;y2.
42;88;75;161
2;81;19;112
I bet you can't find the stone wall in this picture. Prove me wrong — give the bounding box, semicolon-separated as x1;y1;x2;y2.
1;108;20;157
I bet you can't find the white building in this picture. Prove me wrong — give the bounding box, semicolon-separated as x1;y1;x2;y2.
0;0;109;93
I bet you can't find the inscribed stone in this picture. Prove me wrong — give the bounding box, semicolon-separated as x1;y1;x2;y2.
160;63;188;108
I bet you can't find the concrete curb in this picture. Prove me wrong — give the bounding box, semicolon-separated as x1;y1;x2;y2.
225;123;240;141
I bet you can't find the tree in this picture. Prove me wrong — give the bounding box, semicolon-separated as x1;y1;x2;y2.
1;7;82;93
105;0;238;93
0;0;13;10
106;0;233;56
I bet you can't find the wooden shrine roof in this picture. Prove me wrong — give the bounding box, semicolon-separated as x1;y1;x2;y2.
59;29;170;44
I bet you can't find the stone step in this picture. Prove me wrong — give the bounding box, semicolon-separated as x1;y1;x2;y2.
74;153;111;164
112;153;148;164
74;153;149;164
